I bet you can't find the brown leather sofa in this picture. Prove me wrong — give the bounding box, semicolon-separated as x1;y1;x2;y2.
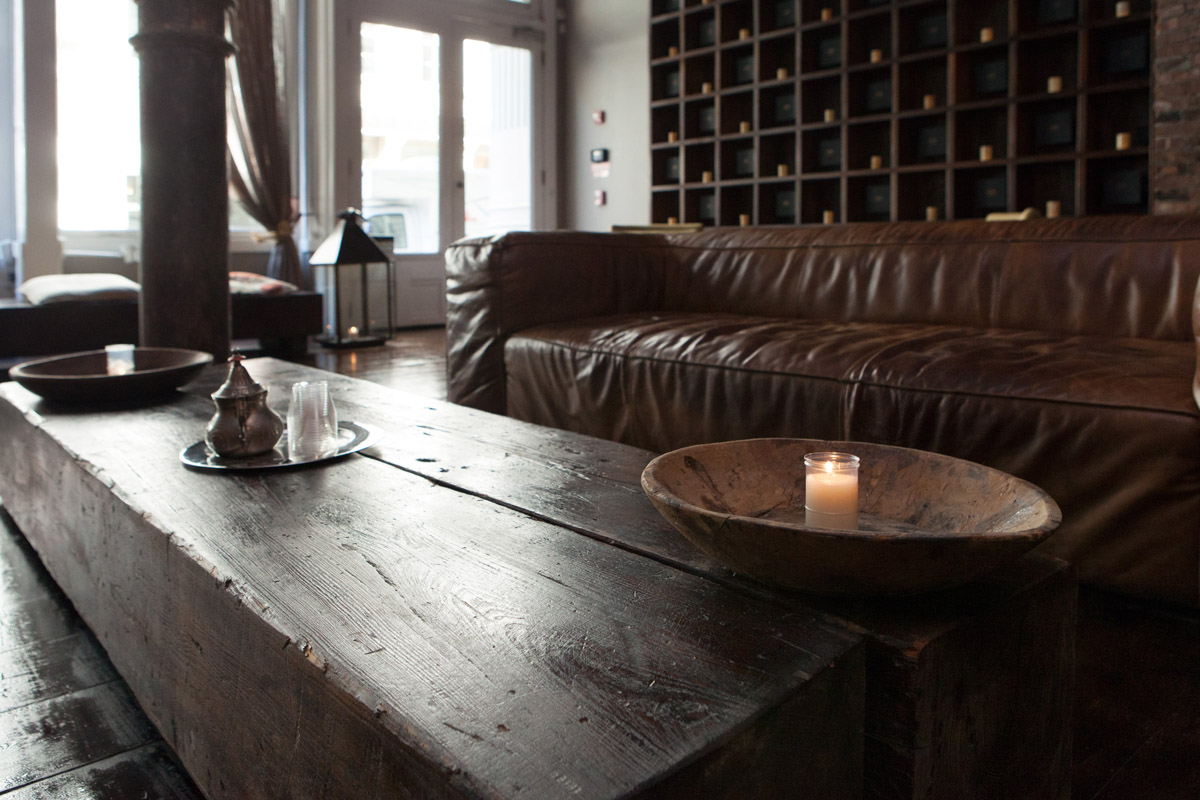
445;216;1200;608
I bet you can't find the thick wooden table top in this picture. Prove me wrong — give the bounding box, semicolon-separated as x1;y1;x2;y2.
0;359;868;799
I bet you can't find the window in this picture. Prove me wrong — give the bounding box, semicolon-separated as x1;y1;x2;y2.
54;0;263;239
56;0;139;232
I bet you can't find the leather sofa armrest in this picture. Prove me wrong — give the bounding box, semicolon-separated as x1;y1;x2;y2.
445;231;670;414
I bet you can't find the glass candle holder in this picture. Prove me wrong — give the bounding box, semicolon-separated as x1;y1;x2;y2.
804;452;860;530
105;343;135;375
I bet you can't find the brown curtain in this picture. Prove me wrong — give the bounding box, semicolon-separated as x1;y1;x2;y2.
228;0;303;287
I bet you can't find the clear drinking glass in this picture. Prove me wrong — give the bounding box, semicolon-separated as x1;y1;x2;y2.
287;381;339;462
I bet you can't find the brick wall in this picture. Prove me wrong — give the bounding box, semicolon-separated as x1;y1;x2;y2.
1153;0;1200;213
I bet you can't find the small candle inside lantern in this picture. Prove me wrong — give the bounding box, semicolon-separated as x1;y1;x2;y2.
348;326;360;337
804;452;860;530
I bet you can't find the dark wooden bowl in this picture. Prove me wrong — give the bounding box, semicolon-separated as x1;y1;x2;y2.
10;348;212;404
641;438;1061;595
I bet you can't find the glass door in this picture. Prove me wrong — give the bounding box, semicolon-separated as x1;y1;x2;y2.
335;5;546;330
462;39;533;239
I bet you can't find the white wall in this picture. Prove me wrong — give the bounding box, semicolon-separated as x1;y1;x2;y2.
560;0;649;231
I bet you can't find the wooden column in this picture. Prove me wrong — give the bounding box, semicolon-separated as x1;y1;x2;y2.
132;0;233;359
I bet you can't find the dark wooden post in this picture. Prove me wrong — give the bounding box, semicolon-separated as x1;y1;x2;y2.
131;0;233;359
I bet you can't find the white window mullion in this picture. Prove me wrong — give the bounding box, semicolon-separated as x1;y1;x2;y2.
442;32;465;249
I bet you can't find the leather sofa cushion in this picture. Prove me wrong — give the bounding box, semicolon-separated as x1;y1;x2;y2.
505;313;1200;605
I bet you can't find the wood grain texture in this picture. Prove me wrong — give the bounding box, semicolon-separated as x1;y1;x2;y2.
3;742;202;800
0;681;159;793
0;631;119;715
0;368;865;799
225;359;1075;800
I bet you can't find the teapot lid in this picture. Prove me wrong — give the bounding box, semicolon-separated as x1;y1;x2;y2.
212;351;267;400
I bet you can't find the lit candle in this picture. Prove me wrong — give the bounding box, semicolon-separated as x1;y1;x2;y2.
348;326;359;336
804;452;860;530
105;343;135;376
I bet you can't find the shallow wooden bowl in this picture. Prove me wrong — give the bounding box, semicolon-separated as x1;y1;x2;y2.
11;347;212;404
641;438;1061;595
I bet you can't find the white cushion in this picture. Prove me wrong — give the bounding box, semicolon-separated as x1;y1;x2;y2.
228;271;298;295
19;273;141;305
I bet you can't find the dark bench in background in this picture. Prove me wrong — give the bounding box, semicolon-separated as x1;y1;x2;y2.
0;291;323;361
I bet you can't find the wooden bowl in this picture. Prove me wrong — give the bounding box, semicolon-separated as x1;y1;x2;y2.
10;347;212;404
641;438;1061;595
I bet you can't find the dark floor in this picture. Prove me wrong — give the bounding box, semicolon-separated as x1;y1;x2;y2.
2;326;1198;798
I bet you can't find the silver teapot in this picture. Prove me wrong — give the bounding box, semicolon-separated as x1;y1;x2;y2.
205;353;284;458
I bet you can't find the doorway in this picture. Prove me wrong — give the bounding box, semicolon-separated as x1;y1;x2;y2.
334;3;549;329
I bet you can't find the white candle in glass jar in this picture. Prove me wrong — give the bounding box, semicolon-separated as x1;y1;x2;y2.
804;453;860;530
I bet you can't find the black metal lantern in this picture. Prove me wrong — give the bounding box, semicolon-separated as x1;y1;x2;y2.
308;209;395;347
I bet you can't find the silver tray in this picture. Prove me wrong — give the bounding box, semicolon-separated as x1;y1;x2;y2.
181;421;382;471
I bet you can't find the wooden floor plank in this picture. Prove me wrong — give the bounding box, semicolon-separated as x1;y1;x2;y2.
0;511;62;609
2;743;203;800
0;681;159;793
0;631;119;715
0;593;85;655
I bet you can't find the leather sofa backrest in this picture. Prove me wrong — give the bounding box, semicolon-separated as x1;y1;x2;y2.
662;216;1200;342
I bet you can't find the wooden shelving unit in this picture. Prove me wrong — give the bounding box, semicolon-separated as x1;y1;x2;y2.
649;0;1152;225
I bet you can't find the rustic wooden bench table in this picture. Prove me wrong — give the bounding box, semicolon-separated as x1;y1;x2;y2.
0;358;1074;799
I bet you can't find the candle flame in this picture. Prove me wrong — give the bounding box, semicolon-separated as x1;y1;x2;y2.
825;460;834;474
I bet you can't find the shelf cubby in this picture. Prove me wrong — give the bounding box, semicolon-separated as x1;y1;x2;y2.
898;1;949;55
897;170;947;220
955;164;1010;217
848;66;893;118
684;8;718;51
954;106;1010;163
955;2;1009;45
898;57;948;112
1085;87;1149;152
1016;0;1078;32
956;46;1011;102
802;1;842;26
800;177;841;223
763;0;799;32
758;180;799;223
847;121;891;170
1017;35;1078;96
760;132;798;176
1016;160;1077;214
684;141;716;183
899;113;948;165
1086;155;1147;213
848;174;894;220
686;187;718;223
1016;98;1077;156
720;90;756;135
801;75;842;123
719;184;756;225
761;83;799;128
847;13;891;66
802;126;844;174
